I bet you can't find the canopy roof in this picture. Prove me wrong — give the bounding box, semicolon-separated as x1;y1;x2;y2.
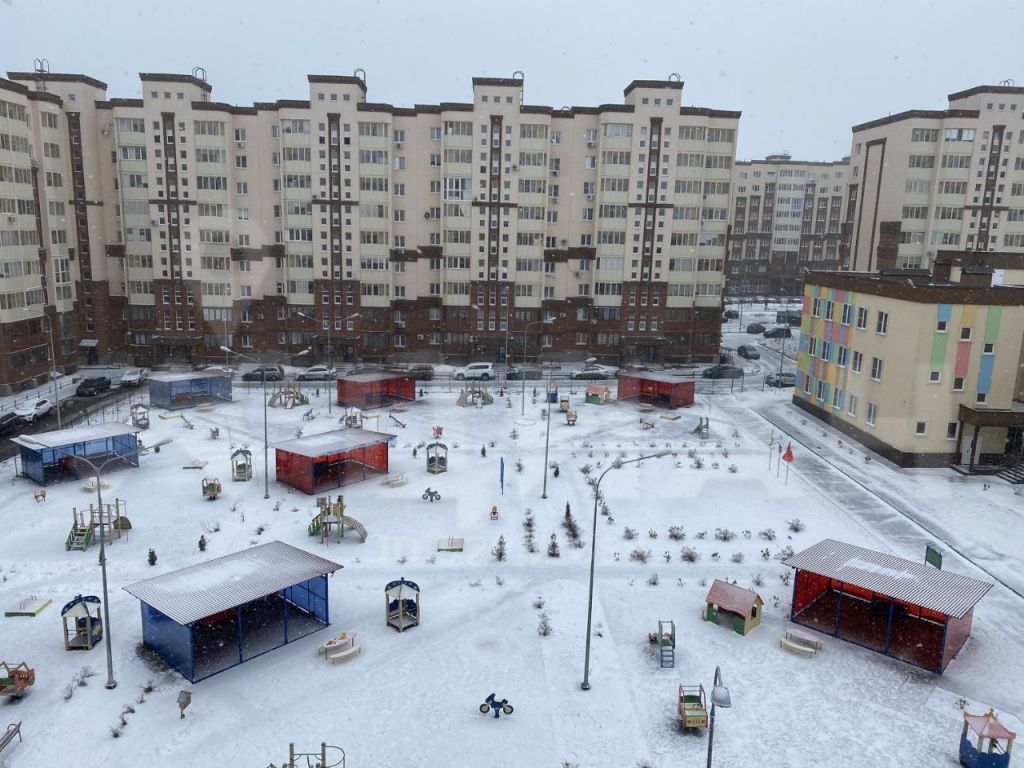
386;578;419;598
123;540;342;625
964;710;1017;741
784;539;993;619
618;371;692;385
149;371;228;383
274;428;396;458
11;422;141;450
706;578;762;615
341;372;411;383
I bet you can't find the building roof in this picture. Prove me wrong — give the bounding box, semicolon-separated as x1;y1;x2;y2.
340;372;412;383
585;384;611;394
804;269;1024;306
274;428;396;458
783;539;993;619
123;540;342;625
149;372;230;383
705;579;762;615
963;710;1016;741
618;371;694;386
10;422;141;450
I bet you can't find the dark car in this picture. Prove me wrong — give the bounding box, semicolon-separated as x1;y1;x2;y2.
763;327;793;339
723;309;739;319
702;364;744;379
766;372;797;388
746;323;766;334
0;411;22;436
506;366;543;380
737;345;760;360
241;364;284;382
76;376;112;396
384;364;435;380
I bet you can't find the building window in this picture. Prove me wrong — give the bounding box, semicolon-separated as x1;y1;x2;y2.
870;357;883;381
946;422;959;440
953;377;965;391
875;311;888;334
928;371;940;383
983;342;995;354
977;392;988;404
840;304;853;325
852;351;863;373
836;347;848;367
960;327;971;340
856;307;867;329
847;394;858;417
866;402;878;426
936;319;947;332
915;421;927;436
815;379;825;400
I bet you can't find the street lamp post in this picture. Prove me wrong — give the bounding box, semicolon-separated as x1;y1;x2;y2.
581;449;671;690
41;314;62;429
541;378;555;499
706;665;732;768
521;318;553;415
220;346;308;499
22;436;171;690
296;311;357;416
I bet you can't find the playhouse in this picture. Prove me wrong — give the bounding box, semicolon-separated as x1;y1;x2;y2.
703;579;763;635
385;578;420;632
426;441;448;474
275;429;394;495
959;709;1016;768
337;372;415;409
616;372;694;409
123;541;342;682
784;538;994;672
61;594;103;651
149;372;232;410
231;449;252;481
12;423;143;487
584;384;612;405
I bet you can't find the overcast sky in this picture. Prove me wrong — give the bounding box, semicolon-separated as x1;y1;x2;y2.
3;0;1019;160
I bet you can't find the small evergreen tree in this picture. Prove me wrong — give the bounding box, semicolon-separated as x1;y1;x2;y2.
481;445;487;457
547;533;561;558
198;535;207;552
492;535;507;562
147;548;157;566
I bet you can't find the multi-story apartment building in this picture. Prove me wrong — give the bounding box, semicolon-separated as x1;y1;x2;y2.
847;84;1024;273
727;155;849;297
0;69;740;392
793;255;1024;469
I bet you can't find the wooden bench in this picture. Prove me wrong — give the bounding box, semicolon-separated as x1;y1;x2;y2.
328;643;362;663
381;473;408;488
779;636;816;657
785;628;823;651
0;722;21;753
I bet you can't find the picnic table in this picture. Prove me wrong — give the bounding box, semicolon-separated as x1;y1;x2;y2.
785;627;823;650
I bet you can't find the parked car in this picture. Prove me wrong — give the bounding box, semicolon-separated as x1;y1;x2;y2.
0;411;23;435
453;362;495;381
296;364;337;381
618;363;652;375
14;398;54;422
702;365;744;380
723;309;739;319
570;363;619;380
737;345;760;360
120;367;150;386
506;366;543;380
384;363;435;380
746;323;766;334
763;327;793;339
76;376;111;396
347;365;384;376
199;365;236;377
241;364;284;382
766;372;797;388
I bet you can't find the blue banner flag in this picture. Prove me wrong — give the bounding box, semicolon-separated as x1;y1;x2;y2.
500;457;505;495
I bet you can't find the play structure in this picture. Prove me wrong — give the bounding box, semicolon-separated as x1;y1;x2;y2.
343;407;363;429
456;385;493;407
130;403;150;429
479;693;514;719
202;477;222;500
318;631;362;664
490;505;499;521
678;684;709;729
693;416;710;440
584;384;612;405
0;721;21;755
784;538;993;673
426;441;448;474
565;410;578;426
704;579;763;636
385;578;420;632
149;372;232;410
437;537;464;552
12;423;144;487
231;449;253;481
959;709;1016;768
4;597;51;617
0;662;34;697
617;372;695;409
61;594;103;651
269;743;346;768
648;619;676;668
268;383;309;409
307;496;367;543
66;499;127;551
422;487;441;502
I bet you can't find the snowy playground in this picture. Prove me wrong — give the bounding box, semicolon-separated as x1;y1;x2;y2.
0;369;1022;768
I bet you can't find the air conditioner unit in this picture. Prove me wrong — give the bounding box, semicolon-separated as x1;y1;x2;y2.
6;215;15;223
552;170;559;176
511;164;518;171
559;239;568;246
587;141;597;148
416;334;424;340
236;140;245;148
585;194;594;201
395;141;404;149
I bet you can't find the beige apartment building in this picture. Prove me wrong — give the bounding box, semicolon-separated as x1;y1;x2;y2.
0;69;741;392
847;85;1024;273
794;256;1024;470
727;155;849;297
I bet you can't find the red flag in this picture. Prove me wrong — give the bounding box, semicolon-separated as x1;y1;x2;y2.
782;443;794;463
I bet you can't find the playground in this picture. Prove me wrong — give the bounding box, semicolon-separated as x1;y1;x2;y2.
0;364;1021;768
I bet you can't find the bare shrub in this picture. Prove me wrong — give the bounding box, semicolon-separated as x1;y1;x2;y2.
623;527;639;540
714;528;736;542
752;573;765;587
731;552;744;564
680;547;700;563
646;573;660;587
787;518;805;533
532;595;545;610
537;612;552;637
667;526;686;541
647;529;658;539
758;528;776;541
629;548;651;563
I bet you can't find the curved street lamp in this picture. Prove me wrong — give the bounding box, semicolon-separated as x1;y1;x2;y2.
580;449;671;690
21;435;172;690
706;665;732;768
294;311;359;416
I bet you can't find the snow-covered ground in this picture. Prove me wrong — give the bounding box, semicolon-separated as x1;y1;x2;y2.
1;365;1021;768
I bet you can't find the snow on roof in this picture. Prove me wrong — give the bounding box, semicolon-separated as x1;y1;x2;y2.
705;578;762;615
150;372;228;383
340;372;411;383
585;384;611;394
10;422;141;450
274;428;396;458
122;540;342;625
783;538;993;619
964;710;1017;741
618;371;693;385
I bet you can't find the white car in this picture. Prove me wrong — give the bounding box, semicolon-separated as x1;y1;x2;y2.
120;367;150;386
453;362;495;381
570;364;619;380
296;364;337;381
15;398;53;423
